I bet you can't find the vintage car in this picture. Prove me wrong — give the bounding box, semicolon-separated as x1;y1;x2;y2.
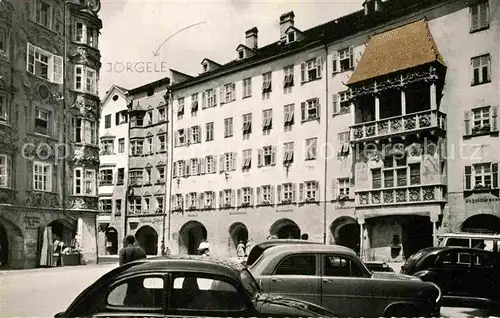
400;246;500;309
249;244;441;317
54;256;335;318
246;239;394;272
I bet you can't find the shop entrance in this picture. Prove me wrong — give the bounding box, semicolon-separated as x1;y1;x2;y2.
179;221;207;255
330;216;360;254
229;222;248;256
461;214;500;234
270;218;301;239
0;222;8;268
105;227;118;255
135;226;158;255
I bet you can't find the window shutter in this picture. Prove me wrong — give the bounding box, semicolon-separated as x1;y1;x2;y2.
231;189;236;207
316;56;323;78
212;156;217;174
250;187;255;206
300;62;306;82
277;185;282;204
471;58;478;85
232;83;236;101
185;194;189;210
218;86;223;105
492;163;499;189
171;195;176;209
349;46;354;68
219;154;225;172
332;51;339;73
237;189;241;207
198;193;204;208
299;183;304;202
315;181;320;201
173;161;178;178
52;55;63;84
256;187;261;205
270;185;275;204
69;117;75;142
316;98;321;119
202;91;206;108
232;152;237;171
292;183;297;202
257;149;263;167
187;127;192;144
491;105;499;132
301;102;306;121
332;179;338;200
332;94;339;114
465;166;472;190
470;6;479;32
115;113;120;125
219;190;223;207
464;111;472;135
174;130;179;146
200;157;206;174
7;156;12;187
271;146;276;165
349;178;355;200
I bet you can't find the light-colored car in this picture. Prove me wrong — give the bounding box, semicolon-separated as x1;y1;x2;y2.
250;244;441;317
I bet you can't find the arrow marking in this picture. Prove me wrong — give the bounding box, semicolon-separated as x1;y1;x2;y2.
153;21;208;57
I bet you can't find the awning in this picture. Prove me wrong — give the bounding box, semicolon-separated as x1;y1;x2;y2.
347;19;445;85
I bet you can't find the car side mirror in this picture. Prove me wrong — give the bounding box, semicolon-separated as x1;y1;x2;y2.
54;312;65;318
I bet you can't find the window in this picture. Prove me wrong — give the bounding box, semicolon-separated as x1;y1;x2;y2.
171;275;246;311
174;160;185;178
457;252;472;265
73;168;96;195
471;54;491;85
188;192;197;209
205;155;215;174
191;93;199;114
338;132;350;156
35;108;51;135
283;142;294;163
243;78;252;98
206;122;214;141
131;140;144;156
238;50;245;59
222;83;236;103
129;170;143;185
262;109;272;133
240;187;251;206
145;137;153;154
116;111;128;125
0;155;12;188
261;185;272;204
222;189;233;207
204;191;215;208
177;97;185;116
118;138;125;153
74;65;97;94
259;146;276;167
281;183;294;203
144;197;150;212
99;199;112;212
100;140;114;155
115;200;122;214
158;107;166;122
283;104;294;131
117;168;124;185
129;198;142;214
204;88;217;108
275;254;316;275
283;66;294;94
190;158;199;176
99;169;113;185
300;57;322;83
470;2;489;32
158;134;167;151
156;197;164;212
74;118;97;144
144;168;152;184
27;43;63;83
409;163;421;185
242;149;251;170
221;152;236;172
262;72;272;99
74;20;98;47
472;106;491;133
33;0;52;29
287;31;295;43
0;29;8;56
372;168;382;189
175;129;185;146
145;111;153;125
305;138;317;160
0;94;8;123
224;118;233;138
104;114;111;128
301;98;320;122
157;166;165;183
107;275;164;308
333;47;354;73
304;181;318;201
338;178;350;199
33;161;52;192
324;255;364;277
131;114;144;128
242;113;252;138
473;163;492;188
338;91;350;114
379;155;407;188
173;194;183;210
190;126;200;144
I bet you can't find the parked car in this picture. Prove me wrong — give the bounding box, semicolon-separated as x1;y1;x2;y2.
437;232;500;252
250;244;441;317
400;246;500;309
54;256;335;318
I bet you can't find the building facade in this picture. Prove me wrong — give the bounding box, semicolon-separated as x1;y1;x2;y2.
97;85;129;256
0;0;102;269
167;0;499;261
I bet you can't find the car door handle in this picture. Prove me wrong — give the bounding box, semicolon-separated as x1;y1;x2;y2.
272;278;283;283
322;279;333;283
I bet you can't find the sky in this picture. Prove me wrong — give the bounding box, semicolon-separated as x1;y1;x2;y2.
98;0;364;99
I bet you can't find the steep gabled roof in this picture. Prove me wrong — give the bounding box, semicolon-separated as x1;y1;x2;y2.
101;84;130;107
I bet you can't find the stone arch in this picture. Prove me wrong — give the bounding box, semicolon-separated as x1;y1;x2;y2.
461;214;500;234
179;221;207;255
0;216;24;269
228;222;248;256
105;227;118;255
135;225;158;255
269;218;301;239
330;216;360;253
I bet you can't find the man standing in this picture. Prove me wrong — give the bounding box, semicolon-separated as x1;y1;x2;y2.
119;235;147;266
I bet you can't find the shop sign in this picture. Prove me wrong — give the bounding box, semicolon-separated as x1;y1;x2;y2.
187;212;198;217
230;210;246;215
276;208;293;213
24;215;41;229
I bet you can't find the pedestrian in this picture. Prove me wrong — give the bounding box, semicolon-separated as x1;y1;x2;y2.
198;239;210;256
119;235;147;266
236;241;245;259
245;239;253;257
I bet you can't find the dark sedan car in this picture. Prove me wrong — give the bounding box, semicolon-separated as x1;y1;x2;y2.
55;256;335;318
401;246;500;309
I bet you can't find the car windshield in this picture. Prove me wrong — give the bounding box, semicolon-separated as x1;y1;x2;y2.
240;268;260;298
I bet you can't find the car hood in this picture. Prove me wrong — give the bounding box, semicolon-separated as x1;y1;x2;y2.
255;293;335;316
371;272;421;281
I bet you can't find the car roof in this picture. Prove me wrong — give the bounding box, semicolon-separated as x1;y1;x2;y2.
412;246;496;258
254;239;323;249
119;255;246;281
438;232;500;238
262;243;357;258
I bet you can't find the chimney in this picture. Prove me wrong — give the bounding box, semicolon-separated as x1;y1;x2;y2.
245;27;258;50
279;11;295;40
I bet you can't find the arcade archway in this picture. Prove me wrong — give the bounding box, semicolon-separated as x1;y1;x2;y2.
229;222;248;256
135;226;158;255
330;216;360;253
0;217;24;269
461;214;500;234
269;219;301;239
105;227;118;255
179;221;207;255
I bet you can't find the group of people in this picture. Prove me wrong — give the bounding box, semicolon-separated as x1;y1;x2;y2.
236;239;253;259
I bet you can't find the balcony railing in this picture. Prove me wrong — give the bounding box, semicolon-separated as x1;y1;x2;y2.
351;110;446;142
356;185;445;207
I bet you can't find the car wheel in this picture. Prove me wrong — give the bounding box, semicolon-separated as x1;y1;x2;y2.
385;304;423;317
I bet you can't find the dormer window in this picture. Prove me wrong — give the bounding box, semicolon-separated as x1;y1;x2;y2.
203;63;208;72
287;32;295;43
238;50;245;59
